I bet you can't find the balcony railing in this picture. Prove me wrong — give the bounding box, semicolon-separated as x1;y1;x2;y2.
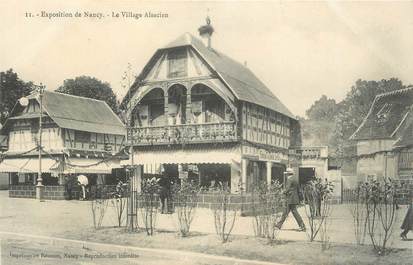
128;122;238;145
289;146;328;159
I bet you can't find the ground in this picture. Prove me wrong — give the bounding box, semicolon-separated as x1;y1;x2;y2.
0;191;412;265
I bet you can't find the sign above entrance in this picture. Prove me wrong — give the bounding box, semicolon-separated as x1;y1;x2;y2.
242;145;288;162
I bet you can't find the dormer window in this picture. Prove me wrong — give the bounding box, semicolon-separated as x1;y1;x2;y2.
167;48;187;78
376;103;392;123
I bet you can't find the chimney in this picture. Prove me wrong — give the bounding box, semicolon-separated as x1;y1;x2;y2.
198;16;214;48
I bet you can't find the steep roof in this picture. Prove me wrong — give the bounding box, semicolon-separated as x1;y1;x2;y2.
350;87;413;141
0;134;7;148
5;91;125;135
394;122;413;148
42;91;125;135
131;33;295;119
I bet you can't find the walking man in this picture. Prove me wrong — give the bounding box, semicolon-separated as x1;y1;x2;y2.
276;168;306;231
400;197;412;240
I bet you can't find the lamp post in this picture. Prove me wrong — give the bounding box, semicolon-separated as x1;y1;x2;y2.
35;83;45;201
123;64;136;231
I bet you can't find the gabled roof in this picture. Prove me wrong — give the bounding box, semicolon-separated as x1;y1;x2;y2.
350;87;413;141
0;134;7;148
394;122;413;148
4;91;125;135
129;33;295;119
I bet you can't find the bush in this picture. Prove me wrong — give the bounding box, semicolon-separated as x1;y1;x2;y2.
251;181;285;243
302;178;334;243
172;180;199;237
139;177;160;236
90;185;109;229
212;187;237;243
360;178;397;255
110;180;128;227
348;186;368;245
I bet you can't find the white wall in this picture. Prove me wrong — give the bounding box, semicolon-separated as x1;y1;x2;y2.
9;128;63;152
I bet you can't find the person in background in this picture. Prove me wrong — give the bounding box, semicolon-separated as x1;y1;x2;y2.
77;174;89;200
276;168;306;231
64;174;75;200
158;174;171;214
400;197;412;240
210;179;216;190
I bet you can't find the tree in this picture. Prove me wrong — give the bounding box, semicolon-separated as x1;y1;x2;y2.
332;78;406;158
302;78;408;160
56;76;120;114
302;95;338;148
306;95;338;121
0;69;33;124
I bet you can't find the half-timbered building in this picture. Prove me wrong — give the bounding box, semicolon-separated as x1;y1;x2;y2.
0;91;126;199
124;30;301;193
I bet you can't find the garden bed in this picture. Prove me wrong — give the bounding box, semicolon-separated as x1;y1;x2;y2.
59;227;412;265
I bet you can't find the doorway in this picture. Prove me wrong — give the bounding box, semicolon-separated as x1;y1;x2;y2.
299;167;316;186
271;164;286;185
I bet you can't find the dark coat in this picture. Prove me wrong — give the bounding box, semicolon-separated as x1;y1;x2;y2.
401;203;413;231
64;176;76;190
285;177;301;205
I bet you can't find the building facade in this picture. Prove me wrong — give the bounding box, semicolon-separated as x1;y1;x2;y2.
0;91;126;199
124;31;302;193
350;88;413;201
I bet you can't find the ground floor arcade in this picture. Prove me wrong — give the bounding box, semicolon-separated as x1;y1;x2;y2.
0;155;124;200
129;144;290;194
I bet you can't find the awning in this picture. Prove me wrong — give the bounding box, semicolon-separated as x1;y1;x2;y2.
55;158;121;174
123;146;241;166
0;158;59;173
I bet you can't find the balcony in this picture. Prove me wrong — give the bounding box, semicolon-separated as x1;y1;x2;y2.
128;122;238;146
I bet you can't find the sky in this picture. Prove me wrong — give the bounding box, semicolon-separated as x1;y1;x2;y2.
1;0;412;117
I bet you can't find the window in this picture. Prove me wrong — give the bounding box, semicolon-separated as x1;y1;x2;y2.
376;103;392;123
168;48;187;78
74;131;90;143
90;133;97;149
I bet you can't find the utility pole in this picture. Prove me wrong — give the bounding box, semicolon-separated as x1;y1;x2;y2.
35;83;45;201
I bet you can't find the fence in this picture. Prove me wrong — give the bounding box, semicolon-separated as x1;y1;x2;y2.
341;179;412;205
9;184;117;200
128;192;290;216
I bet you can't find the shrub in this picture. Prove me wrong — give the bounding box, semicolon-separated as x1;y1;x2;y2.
251;181;285;243
212;187;237;243
348;186;368;245
172;180;199;237
302;178;334;243
110;180;128;227
360;178;397;255
139;177;160;236
90;185;109;229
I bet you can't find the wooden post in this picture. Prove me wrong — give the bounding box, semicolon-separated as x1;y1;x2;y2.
266;161;272;187
163;83;168;113
231;161;241;193
241;158;248;192
186;84;192;124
